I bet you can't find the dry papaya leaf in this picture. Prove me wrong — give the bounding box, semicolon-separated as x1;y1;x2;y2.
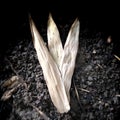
29;17;70;113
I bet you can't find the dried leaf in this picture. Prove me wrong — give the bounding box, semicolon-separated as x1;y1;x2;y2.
29;17;70;113
29;14;80;113
1;76;19;88
60;18;80;100
1;76;24;101
47;14;80;101
47;13;63;68
1;88;16;101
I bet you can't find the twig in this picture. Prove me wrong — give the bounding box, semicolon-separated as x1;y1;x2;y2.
5;57;19;76
116;94;120;97
79;88;90;93
73;81;80;102
114;55;120;61
29;103;50;120
97;64;103;69
73;81;85;112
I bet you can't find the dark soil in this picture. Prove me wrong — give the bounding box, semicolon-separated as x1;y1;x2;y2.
0;2;120;120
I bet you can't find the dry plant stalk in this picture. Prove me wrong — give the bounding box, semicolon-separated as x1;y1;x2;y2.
29;14;80;113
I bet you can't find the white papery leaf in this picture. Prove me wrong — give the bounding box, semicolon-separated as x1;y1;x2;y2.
60;18;80;101
29;14;80;113
47;14;63;68
29;17;70;113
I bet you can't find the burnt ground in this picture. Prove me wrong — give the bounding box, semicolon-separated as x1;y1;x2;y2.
0;2;120;120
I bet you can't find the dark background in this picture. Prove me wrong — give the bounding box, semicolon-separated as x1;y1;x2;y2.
1;1;120;55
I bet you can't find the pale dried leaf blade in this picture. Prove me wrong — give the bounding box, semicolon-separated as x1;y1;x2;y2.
1;76;19;88
1;76;23;101
29;18;70;113
1;88;16;101
47;13;63;68
60;18;80;101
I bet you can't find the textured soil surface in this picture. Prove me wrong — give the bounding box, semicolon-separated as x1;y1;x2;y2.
0;15;120;120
